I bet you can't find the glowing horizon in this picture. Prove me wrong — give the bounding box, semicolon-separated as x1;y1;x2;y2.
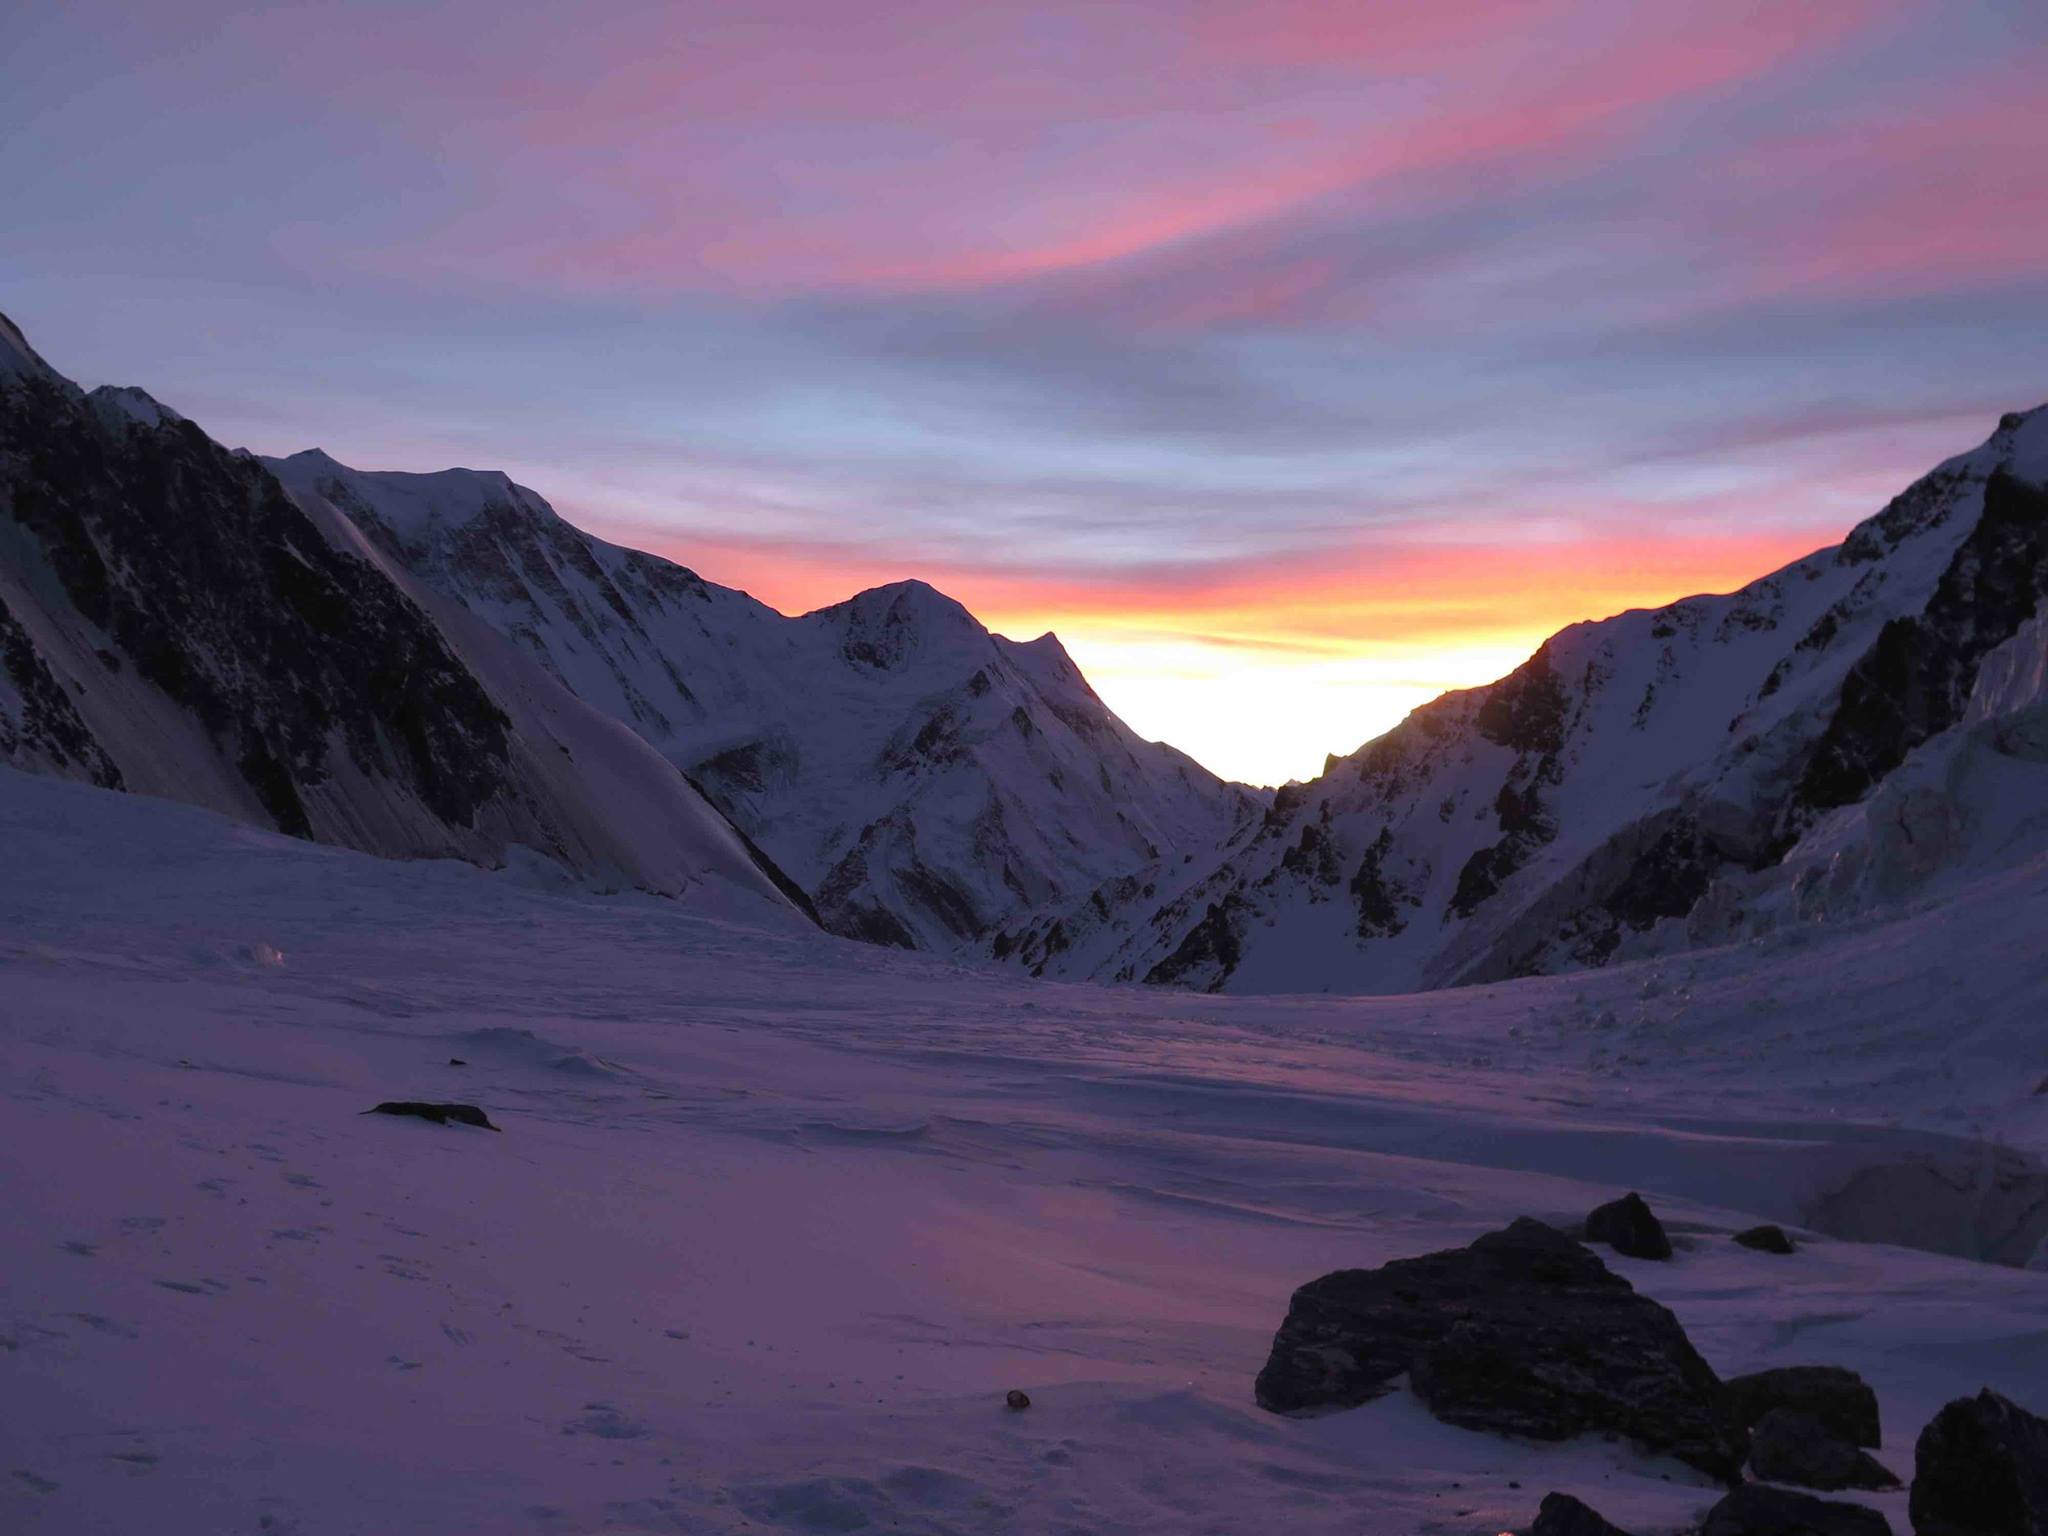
8;0;2044;787
615;515;1843;785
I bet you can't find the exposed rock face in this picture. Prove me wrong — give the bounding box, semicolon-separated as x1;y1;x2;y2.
1255;1218;1745;1481
0;334;511;838
265;452;1263;958
1585;1192;1674;1260
1531;1491;1635;1536
1700;1484;1894;1536
1735;1225;1797;1254
1014;405;2048;994
1726;1367;1882;1449
1749;1408;1899;1491
0;313;806;912
1910;1389;2048;1536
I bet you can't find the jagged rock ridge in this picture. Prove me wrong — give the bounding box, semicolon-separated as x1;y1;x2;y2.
0;312;802;913
1008;406;2048;993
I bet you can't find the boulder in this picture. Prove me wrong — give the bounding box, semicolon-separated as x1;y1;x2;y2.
1700;1484;1893;1535
1749;1408;1899;1491
1726;1367;1882;1448
1910;1389;2048;1536
1735;1225;1797;1254
1255;1218;1745;1481
1532;1491;1635;1535
365;1101;499;1131
1585;1192;1674;1260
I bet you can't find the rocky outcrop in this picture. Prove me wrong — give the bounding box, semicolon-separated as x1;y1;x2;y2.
365;1102;500;1131
1735;1225;1797;1255
1585;1192;1674;1260
1726;1367;1882;1449
1910;1389;2048;1536
1749;1408;1899;1491
1255;1218;1745;1481
1700;1484;1893;1536
1531;1492;1634;1536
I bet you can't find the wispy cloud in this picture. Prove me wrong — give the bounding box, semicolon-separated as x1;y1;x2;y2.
7;0;2043;781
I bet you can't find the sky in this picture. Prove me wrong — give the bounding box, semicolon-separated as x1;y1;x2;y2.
6;1;2046;785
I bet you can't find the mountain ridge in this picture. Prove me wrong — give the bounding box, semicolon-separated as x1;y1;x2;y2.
998;404;2048;992
0;312;805;919
265;447;1265;953
9;306;2043;997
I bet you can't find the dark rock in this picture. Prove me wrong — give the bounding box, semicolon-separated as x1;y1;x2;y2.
365;1101;499;1132
447;1057;468;1067
1585;1192;1674;1260
1005;1390;1031;1411
1735;1225;1797;1254
1144;895;1246;990
1255;1218;1745;1481
1750;1408;1900;1491
1794;469;2048;822
1701;1484;1893;1536
1726;1367;1882;1448
1532;1491;1635;1536
1910;1388;2048;1536
0;356;515;839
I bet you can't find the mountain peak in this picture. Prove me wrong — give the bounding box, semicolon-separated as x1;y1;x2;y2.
88;385;186;430
1996;401;2048;482
265;451;547;543
0;311;57;381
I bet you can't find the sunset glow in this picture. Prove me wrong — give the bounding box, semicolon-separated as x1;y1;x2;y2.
9;0;2046;783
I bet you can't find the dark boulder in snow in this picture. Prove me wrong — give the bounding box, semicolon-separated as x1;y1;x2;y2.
1735;1224;1797;1254
365;1101;499;1131
1910;1389;2048;1536
1005;1390;1031;1411
1585;1192;1674;1260
1701;1484;1893;1536
1726;1367;1882;1448
1255;1218;1745;1481
1749;1408;1900;1491
1531;1490;1635;1535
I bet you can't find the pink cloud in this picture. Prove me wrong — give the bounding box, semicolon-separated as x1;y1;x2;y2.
1708;64;2048;300
328;0;1918;309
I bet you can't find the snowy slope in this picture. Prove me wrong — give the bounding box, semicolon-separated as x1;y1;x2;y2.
3;763;2045;1535
0;314;799;915
1019;407;2048;993
265;450;1262;952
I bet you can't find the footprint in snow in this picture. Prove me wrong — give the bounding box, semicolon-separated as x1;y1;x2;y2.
61;1239;97;1257
12;1471;58;1494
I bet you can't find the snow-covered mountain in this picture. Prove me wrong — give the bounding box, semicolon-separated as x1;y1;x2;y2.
1013;406;2048;993
0;313;802;916
265;450;1263;952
